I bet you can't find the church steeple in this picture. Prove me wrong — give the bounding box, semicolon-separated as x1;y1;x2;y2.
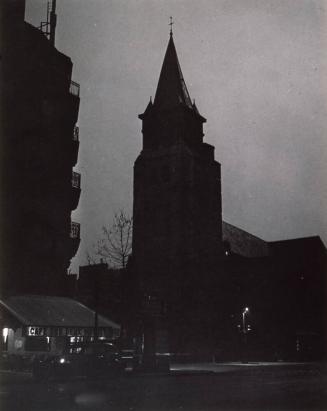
133;27;223;324
154;35;193;110
139;32;206;150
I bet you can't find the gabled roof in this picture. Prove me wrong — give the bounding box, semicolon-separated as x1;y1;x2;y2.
222;221;269;258
154;35;193;110
0;295;120;329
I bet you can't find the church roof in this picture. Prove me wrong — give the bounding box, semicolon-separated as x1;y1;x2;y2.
222;221;269;258
154;34;193;110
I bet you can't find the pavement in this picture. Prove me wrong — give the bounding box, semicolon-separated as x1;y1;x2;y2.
1;360;326;379
1;360;326;381
1;362;327;411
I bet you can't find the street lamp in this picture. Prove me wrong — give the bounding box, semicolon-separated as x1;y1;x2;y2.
79;259;108;342
241;307;250;363
242;307;249;334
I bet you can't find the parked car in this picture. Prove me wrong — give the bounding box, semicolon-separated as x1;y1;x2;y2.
32;341;124;381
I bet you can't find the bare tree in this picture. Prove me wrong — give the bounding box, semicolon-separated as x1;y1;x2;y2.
85;250;96;265
92;210;133;269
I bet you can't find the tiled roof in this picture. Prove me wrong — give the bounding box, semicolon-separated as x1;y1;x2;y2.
0;295;120;329
222;221;269;258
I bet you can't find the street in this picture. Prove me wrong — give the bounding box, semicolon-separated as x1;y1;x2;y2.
1;362;327;411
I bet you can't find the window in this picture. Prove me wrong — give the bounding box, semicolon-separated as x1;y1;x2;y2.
2;328;9;351
25;337;50;352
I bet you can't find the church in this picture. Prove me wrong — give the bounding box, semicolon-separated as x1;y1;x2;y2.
131;29;327;361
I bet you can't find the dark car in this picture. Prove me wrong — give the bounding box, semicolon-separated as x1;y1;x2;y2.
33;341;124;381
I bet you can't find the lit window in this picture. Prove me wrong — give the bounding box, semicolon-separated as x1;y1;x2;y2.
2;328;9;343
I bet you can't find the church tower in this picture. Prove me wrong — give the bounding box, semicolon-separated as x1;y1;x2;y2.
133;31;222;302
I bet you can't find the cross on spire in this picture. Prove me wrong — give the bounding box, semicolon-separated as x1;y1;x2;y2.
169;16;174;36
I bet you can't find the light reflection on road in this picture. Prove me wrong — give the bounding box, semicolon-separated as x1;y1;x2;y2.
75;391;107;407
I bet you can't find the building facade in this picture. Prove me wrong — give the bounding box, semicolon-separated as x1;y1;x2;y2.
1;0;81;296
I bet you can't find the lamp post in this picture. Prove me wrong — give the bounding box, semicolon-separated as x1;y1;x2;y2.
242;307;249;334
242;307;250;363
79;260;108;342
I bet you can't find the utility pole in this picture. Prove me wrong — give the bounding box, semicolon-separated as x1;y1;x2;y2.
241;307;250;363
79;261;108;342
49;0;57;46
140;294;169;372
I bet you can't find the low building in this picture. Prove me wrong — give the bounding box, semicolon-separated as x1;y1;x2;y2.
0;295;120;365
214;232;326;361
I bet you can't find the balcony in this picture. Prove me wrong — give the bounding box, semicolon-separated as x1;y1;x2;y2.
68;81;80;124
73;125;79;141
71;171;81;210
70;221;80;239
72;171;81;188
69;221;80;257
69;80;80;97
71;126;80;166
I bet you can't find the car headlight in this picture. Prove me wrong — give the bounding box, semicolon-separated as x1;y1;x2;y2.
58;357;70;364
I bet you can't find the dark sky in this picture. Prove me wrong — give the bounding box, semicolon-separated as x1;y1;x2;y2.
26;0;327;272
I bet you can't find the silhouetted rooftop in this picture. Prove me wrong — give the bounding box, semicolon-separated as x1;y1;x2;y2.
269;235;326;257
0;295;120;328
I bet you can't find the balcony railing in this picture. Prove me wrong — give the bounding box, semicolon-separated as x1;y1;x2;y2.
72;172;81;189
70;222;80;239
69;80;80;97
38;21;50;39
73;126;79;141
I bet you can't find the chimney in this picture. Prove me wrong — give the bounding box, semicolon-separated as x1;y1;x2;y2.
49;0;57;46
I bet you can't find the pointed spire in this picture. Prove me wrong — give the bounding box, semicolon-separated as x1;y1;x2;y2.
153;34;193;110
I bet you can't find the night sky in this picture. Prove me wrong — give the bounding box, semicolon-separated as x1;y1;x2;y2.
25;0;327;273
